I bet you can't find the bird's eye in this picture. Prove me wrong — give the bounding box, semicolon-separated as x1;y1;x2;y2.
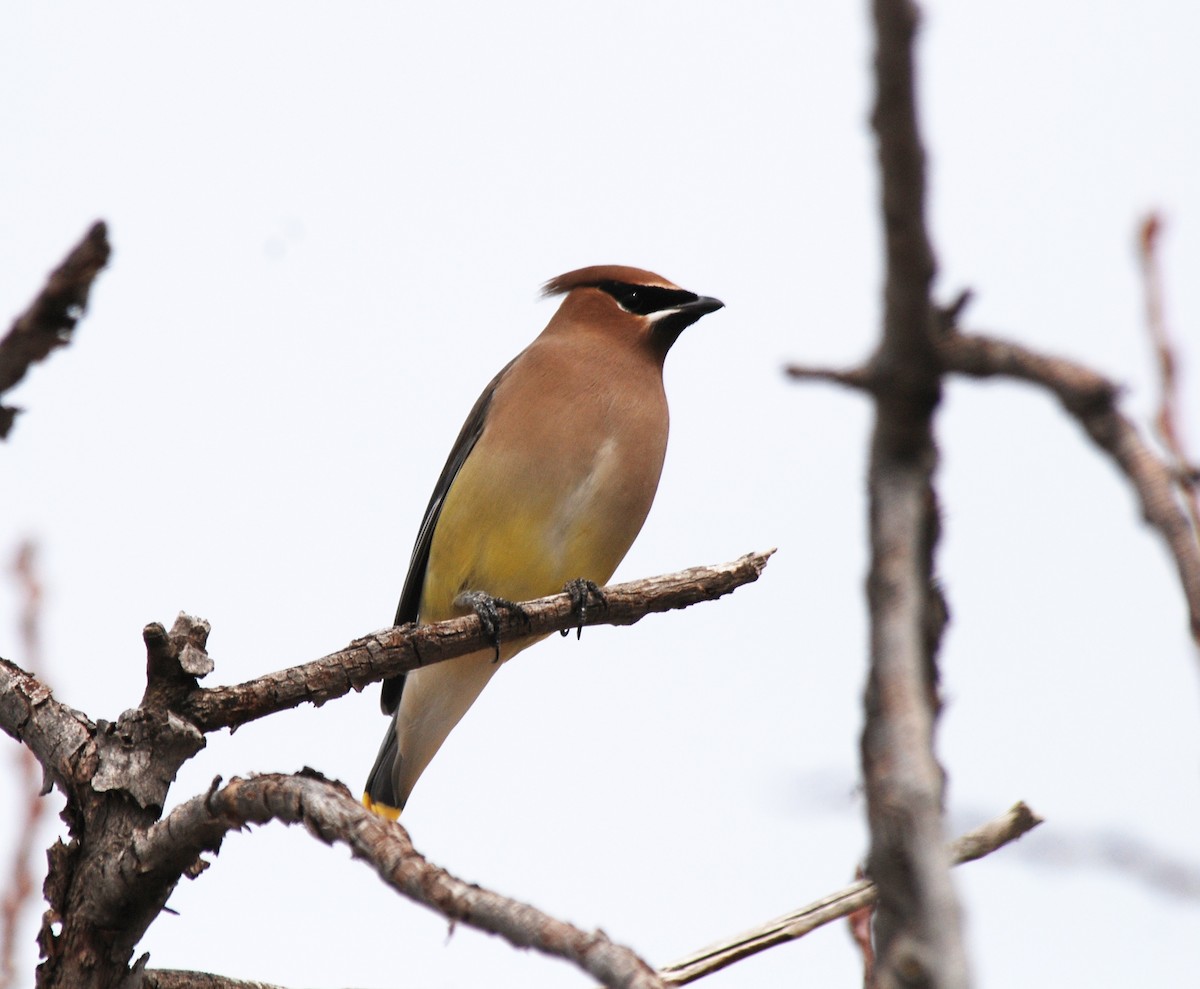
597;280;698;316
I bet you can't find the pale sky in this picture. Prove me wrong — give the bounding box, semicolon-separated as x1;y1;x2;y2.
2;2;1199;987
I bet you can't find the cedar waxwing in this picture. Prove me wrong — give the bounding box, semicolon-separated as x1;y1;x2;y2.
363;265;723;818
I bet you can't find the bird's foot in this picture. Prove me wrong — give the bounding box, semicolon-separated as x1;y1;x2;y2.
561;578;606;640
455;590;530;662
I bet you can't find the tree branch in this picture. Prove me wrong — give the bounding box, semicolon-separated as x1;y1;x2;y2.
145;975;285;989
139;803;1043;989
0;660;93;802
139;772;665;989
863;0;967;984
179;551;774;733
941;331;1200;646
1;555;767;987
658;802;1041;987
1137;214;1200;575
789;325;1200;651
0;222;110;439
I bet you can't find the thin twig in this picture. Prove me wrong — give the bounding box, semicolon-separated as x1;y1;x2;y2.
658;803;1041;986
0;543;49;989
785;365;877;392
0;222;110;439
179;551;775;733
846;868;876;989
1138;213;1200;542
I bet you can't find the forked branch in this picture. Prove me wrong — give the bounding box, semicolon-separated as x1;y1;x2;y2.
0;553;772;989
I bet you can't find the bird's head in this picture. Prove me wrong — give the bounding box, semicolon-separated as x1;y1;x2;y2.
541;265;724;358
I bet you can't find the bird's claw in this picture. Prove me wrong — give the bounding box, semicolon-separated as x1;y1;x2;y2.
455;590;529;662
561;578;606;640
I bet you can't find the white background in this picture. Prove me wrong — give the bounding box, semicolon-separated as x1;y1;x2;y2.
2;2;1198;986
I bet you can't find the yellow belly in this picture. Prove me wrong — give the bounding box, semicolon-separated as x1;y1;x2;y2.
419;434;641;624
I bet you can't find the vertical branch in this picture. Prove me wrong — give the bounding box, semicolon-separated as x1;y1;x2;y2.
864;0;968;987
1138;213;1200;540
2;542;48;989
847;868;877;988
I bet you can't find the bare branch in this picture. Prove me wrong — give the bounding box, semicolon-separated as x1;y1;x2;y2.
139;799;1057;989
658;803;1041;987
1137;213;1200;546
140;772;665;989
145;975;286;989
791;325;1200;648
941;331;1200;645
784;364;877;392
145;974;287;989
937;332;1117;407
0;555;766;987
846;869;876;989
180;551;774;733
863;0;967;984
1;543;49;989
0;660;92;801
0;222;110;439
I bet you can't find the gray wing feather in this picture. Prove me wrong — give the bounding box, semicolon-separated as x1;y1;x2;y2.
378;359;515;714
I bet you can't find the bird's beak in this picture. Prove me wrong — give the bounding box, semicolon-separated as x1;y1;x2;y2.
649;294;724;352
681;295;725;318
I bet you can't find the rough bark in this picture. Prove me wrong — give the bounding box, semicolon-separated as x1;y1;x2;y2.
0;554;772;989
863;0;968;985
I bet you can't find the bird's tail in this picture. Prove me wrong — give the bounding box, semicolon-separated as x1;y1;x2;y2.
363;716;403;820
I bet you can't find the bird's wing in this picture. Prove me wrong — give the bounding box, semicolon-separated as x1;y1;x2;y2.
380;358;516;714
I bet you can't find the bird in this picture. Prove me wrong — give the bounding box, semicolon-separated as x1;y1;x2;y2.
363;265;723;818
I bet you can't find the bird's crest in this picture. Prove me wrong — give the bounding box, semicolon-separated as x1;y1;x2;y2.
541;265;680;298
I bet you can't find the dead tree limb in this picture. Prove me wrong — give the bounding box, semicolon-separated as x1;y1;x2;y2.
1138;213;1200;522
0;660;93;801
861;0;968;984
789;327;1200;653
142;801;1043;989
940;331;1200;645
136;772;664;989
145;975;285;989
0;553;771;989
791;1;968;979
0;222;110;439
180;550;774;733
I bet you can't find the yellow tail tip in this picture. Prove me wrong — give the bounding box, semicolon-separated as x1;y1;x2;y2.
362;793;402;821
